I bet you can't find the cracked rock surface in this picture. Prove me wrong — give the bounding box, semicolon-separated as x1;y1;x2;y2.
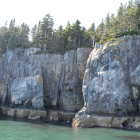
0;47;92;113
73;36;140;128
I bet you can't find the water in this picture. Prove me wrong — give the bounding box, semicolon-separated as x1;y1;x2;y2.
0;120;140;140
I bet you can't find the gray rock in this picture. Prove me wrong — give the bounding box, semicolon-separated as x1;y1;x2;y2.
0;47;91;113
72;114;140;129
10;75;44;109
0;84;7;105
77;35;140;117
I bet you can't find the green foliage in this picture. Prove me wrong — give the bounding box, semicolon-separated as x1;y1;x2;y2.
31;17;92;53
32;14;54;50
1;0;139;54
96;0;140;44
0;26;9;53
0;19;30;53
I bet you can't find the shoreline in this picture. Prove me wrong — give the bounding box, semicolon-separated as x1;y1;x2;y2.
0;117;140;132
72;114;140;131
0;107;140;131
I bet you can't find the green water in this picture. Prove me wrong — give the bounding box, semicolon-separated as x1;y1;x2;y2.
0;120;140;140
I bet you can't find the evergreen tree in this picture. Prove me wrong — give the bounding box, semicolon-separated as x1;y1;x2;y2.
0;26;9;52
53;26;66;53
7;19;17;50
18;23;30;48
40;14;54;50
87;23;96;45
96;0;140;43
95;19;105;42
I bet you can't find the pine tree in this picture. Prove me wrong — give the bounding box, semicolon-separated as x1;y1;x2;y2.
18;23;30;49
0;26;9;52
40;14;54;50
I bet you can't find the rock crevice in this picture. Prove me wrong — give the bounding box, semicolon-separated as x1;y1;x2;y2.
0;47;92;121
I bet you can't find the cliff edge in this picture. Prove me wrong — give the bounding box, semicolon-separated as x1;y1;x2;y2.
73;35;140;129
0;47;92;121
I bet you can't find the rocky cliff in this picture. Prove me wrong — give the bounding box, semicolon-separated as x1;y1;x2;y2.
0;35;140;129
0;47;92;121
73;35;140;129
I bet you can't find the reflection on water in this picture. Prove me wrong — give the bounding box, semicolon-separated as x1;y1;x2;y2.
117;135;140;140
0;120;139;140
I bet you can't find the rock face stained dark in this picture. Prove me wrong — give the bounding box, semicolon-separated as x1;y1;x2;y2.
73;36;140;128
0;35;140;128
0;48;92;115
10;75;44;109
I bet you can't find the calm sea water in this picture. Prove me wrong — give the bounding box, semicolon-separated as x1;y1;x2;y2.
0;120;140;140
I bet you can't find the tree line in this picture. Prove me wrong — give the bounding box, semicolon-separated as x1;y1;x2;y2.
31;15;94;53
0;19;30;53
0;0;139;54
96;0;140;43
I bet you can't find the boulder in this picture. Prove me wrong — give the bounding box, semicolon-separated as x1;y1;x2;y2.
28;110;47;120
10;75;44;109
79;36;140;116
16;109;30;118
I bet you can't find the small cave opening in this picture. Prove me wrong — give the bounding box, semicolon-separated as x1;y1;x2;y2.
122;120;129;128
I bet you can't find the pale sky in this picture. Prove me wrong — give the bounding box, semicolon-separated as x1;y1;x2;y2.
0;0;129;29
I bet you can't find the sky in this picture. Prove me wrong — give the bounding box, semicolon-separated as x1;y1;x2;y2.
0;0;130;29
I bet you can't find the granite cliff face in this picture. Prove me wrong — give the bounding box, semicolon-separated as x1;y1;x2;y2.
73;36;140;129
0;47;92;120
0;35;140;129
